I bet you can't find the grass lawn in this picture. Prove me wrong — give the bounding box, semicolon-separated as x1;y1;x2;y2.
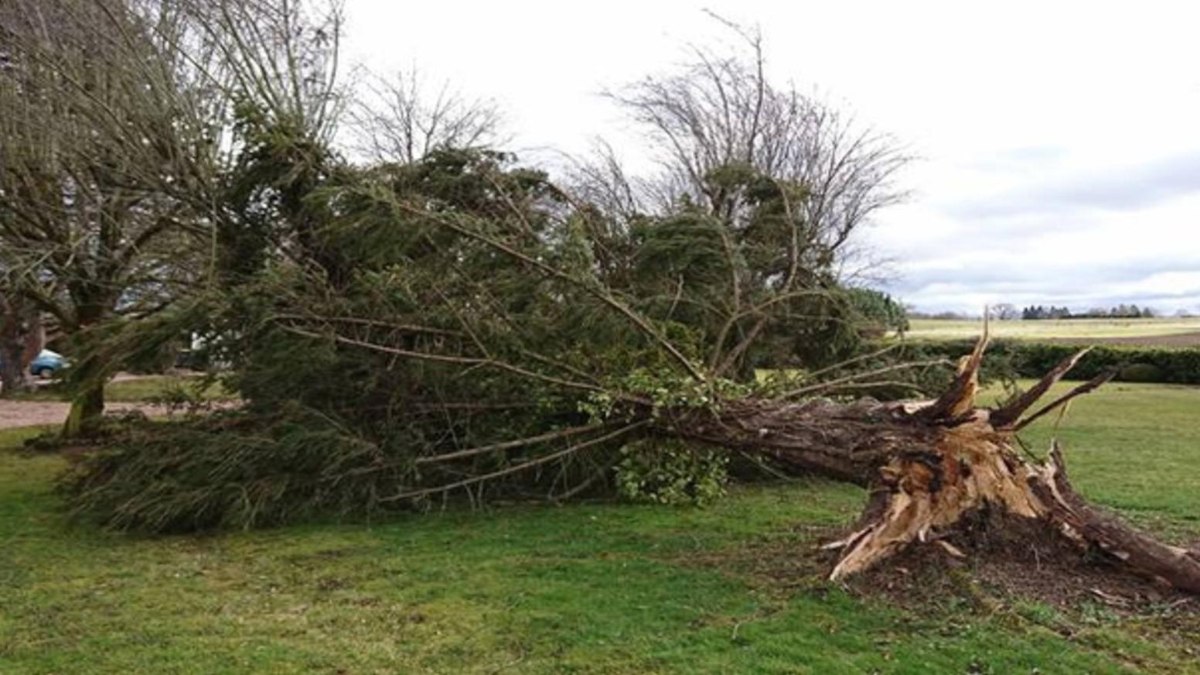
1;383;1198;673
907;318;1200;341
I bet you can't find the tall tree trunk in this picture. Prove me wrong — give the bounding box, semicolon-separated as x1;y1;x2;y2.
61;300;110;437
63;377;106;437
667;340;1200;594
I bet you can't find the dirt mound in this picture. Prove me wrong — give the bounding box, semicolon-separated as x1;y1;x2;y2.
683;513;1198;655
849;512;1196;613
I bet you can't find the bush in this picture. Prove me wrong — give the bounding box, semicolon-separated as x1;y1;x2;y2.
906;340;1200;385
1116;363;1165;383
615;438;728;506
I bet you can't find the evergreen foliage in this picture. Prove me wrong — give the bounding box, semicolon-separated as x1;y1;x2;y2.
48;6;924;532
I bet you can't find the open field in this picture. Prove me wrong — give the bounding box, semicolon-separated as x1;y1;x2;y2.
907;318;1200;346
1;383;1199;673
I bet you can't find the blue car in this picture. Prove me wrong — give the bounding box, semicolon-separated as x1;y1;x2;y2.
29;350;67;379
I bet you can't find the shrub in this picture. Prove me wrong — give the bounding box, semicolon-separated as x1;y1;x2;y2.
1117;363;1165;383
906;339;1200;385
615;438;728;506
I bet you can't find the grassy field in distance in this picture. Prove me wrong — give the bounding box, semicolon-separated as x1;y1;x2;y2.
2;381;1198;673
907;317;1200;344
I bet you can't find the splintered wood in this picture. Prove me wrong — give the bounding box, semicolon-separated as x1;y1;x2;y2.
829;423;1045;580
822;337;1200;593
669;333;1199;593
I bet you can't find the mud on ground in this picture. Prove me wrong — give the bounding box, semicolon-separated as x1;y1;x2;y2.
0;400;172;430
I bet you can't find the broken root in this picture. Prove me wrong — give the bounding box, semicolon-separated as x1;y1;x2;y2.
824;340;1200;594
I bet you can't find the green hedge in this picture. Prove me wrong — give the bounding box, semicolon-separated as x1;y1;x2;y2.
906;339;1200;385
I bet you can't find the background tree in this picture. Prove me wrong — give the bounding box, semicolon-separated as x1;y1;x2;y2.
0;0;213;430
0;0;344;433
992;303;1019;321
349;67;505;164
568;20;912;376
602;18;909;265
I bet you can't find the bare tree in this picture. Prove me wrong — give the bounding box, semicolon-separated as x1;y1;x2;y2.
993;303;1020;321
350;67;504;164
176;0;344;146
0;0;344;433
0;0;207;428
557;19;915;377
601;18;910;269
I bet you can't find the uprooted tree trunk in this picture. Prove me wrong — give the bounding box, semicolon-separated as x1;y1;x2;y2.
669;338;1200;594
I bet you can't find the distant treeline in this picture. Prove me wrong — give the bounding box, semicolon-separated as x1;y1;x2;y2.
909;304;1164;321
1019;304;1155;320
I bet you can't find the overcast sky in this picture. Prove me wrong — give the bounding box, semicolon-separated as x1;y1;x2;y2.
343;0;1200;314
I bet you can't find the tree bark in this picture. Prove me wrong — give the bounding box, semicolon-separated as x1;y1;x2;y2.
673;396;936;485
666;340;1200;595
0;341;27;397
61;299;111;437
63;378;106;437
0;291;39;398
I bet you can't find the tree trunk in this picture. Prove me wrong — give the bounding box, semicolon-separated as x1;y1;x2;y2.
0;291;37;398
61;299;111;437
63;372;106;437
668;339;1200;594
0;341;27;397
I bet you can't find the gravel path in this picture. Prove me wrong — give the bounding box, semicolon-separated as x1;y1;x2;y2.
0;400;169;430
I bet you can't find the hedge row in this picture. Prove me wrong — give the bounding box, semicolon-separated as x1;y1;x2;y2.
905;339;1200;385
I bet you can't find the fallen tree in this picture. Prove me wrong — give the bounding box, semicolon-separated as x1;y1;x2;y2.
62;316;1200;595
61;152;1200;594
667;336;1200;593
52;11;1199;598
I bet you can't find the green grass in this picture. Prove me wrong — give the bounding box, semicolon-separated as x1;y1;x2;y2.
105;375;232;403
907;317;1200;341
2;383;1199;673
997;380;1200;539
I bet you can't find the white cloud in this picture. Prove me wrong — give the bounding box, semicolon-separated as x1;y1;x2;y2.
343;0;1200;312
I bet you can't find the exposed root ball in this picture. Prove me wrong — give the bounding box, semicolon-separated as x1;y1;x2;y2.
812;341;1200;594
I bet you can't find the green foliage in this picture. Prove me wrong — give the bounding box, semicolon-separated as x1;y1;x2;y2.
615;438;729;505
911;339;1200;385
1117;362;1165;383
584;367;754;423
57;410;395;533
617;162;864;378
221;101;350;284
632;212;731;292
59;126;892;529
847;287;910;336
